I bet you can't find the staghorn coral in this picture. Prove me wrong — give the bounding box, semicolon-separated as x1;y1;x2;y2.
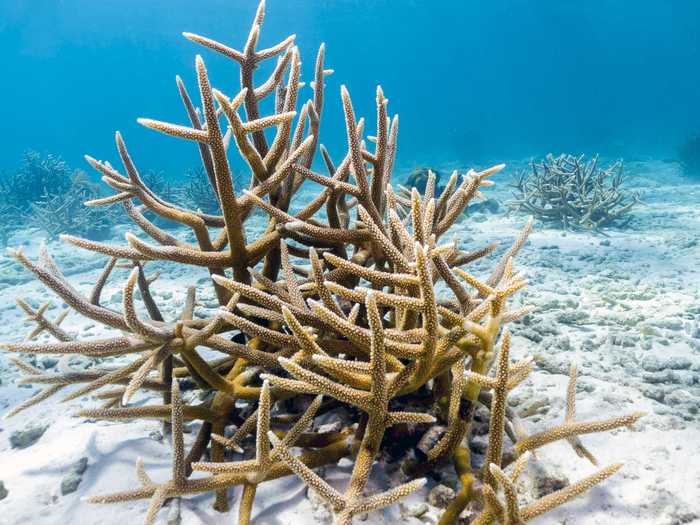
136;169;185;230
1;2;643;524
182;166;233;214
29;170;119;240
0;151;74;211
510;153;640;231
0;152;120;244
0;151;74;245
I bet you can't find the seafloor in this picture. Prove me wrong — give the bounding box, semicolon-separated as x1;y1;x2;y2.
0;159;698;525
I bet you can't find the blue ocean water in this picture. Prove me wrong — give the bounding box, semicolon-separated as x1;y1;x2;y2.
1;0;699;177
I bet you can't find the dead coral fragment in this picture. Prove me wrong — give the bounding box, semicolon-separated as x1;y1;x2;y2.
510;153;640;231
1;2;643;525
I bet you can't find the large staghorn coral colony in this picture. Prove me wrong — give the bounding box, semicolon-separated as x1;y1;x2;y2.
2;3;644;524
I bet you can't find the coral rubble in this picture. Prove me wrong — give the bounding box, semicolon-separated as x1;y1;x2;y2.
510;153;640;231
2;2;643;524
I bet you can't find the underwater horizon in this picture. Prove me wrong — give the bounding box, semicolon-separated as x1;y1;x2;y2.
0;2;699;525
2;0;700;176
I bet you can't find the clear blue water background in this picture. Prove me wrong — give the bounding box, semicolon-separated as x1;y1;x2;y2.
1;0;699;178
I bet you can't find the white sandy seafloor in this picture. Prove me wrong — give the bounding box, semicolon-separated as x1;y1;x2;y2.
0;159;698;525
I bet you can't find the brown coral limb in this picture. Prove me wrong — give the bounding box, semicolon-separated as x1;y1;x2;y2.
85;379;193;525
137;56;251;283
519;462;623;520
466;356;640;525
513;364;645;458
270;432;427;525
564;363;599;465
89;256;118;306
481;331;513;489
183;0;296;157
86;373;315;520
473;460;624;525
265;291;431;524
2;358;68;418
192;385;324;524
435;165;505;237
424;358;469;465
4;383;65;419
16;298;72;342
